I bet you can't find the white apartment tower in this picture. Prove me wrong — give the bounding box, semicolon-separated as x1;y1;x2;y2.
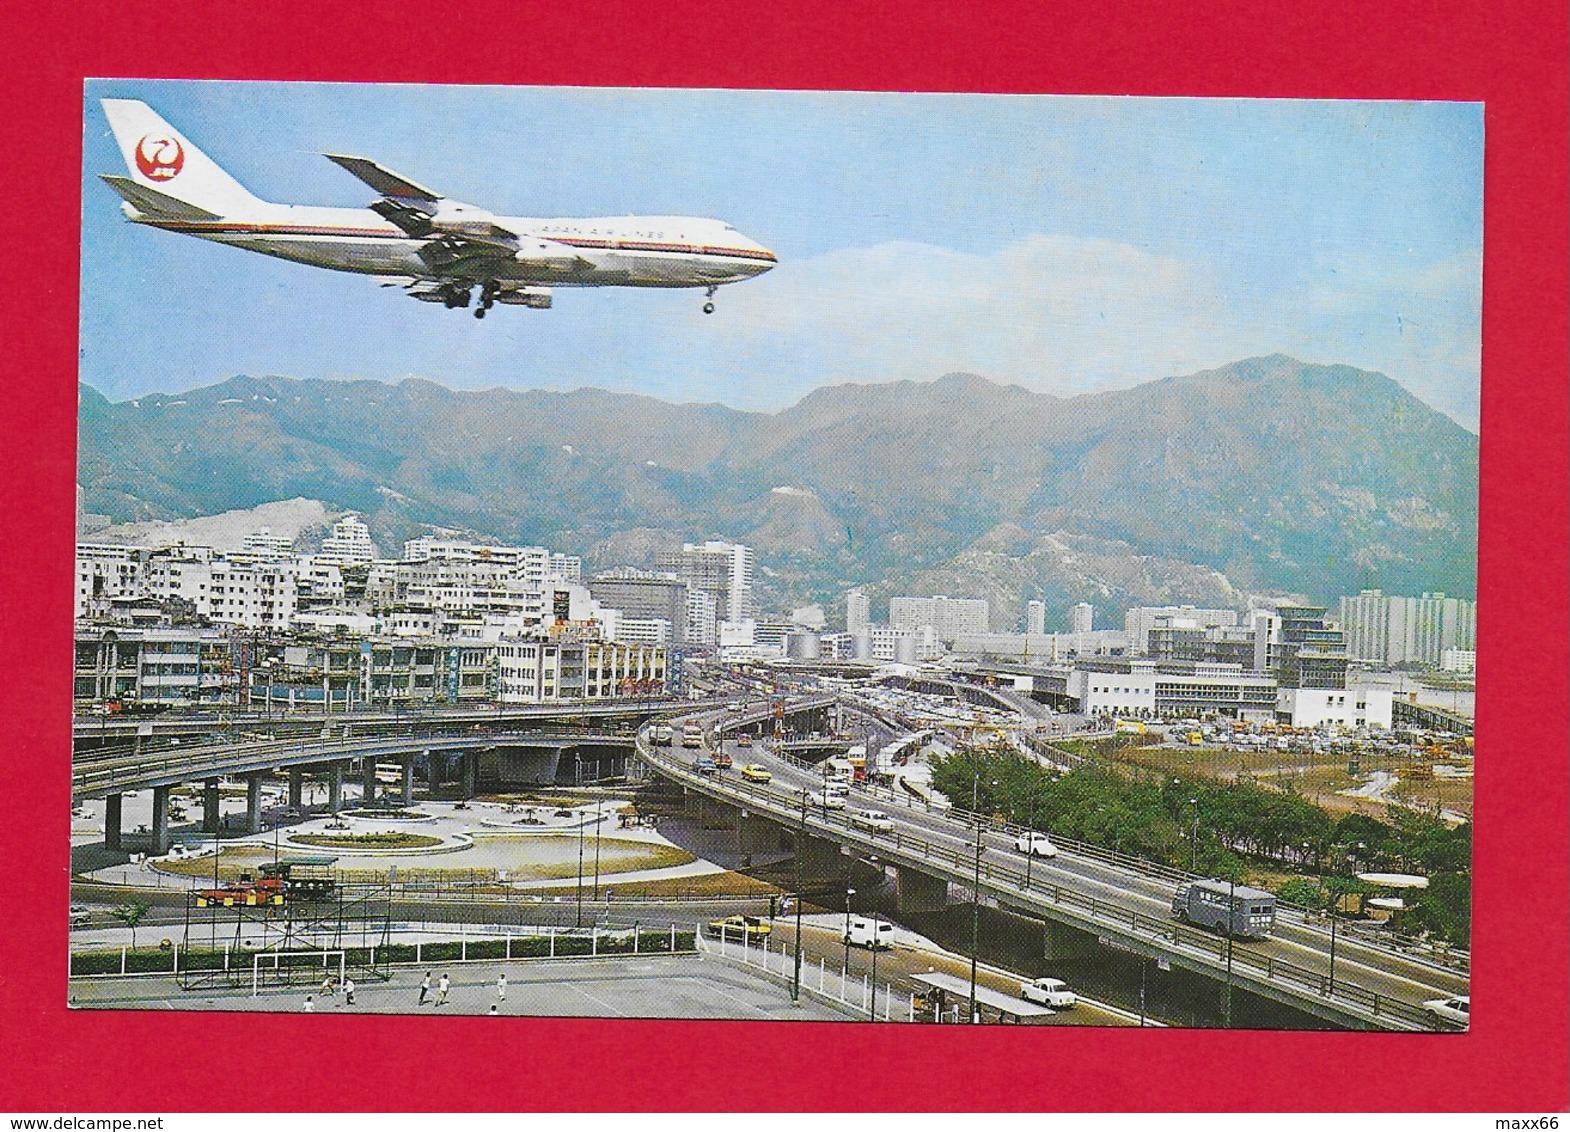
889;595;989;640
317;514;376;566
846;590;871;635
1070;602;1095;635
1026;600;1047;636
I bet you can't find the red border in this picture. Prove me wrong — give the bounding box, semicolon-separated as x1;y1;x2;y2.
2;0;1565;1113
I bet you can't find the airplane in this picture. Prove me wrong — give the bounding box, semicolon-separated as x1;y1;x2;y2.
97;99;777;318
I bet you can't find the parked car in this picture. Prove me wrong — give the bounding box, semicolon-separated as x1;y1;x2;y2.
1422;995;1470;1026
849;808;894;833
1019;977;1077;1008
69;905;92;928
706;914;771;939
740;764;773;783
1014;832;1059;858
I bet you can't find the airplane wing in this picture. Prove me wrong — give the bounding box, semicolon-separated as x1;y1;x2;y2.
322;153;441;204
324;151;538;270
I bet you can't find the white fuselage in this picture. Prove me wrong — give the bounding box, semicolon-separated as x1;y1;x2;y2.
132;202;777;289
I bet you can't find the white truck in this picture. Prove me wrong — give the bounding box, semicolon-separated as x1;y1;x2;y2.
843;916;894;950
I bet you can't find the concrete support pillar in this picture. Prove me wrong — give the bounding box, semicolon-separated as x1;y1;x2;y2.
460;752;477;799
361;757;378;805
794;833;844;881
400;756;415;806
327;762;345;814
737;811;778;856
105;793;123;851
426;750;441;790
288;767;304;810
245;773;263;834
202;779;221;834
895;865;951;914
150;785;171;855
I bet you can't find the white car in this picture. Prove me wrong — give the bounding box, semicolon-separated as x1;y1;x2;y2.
1014;832;1059;858
1020;977;1077;1008
1422;995;1470;1026
807;790;847;810
849;808;894;833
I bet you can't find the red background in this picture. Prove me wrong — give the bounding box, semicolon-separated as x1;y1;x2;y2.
1;0;1564;1113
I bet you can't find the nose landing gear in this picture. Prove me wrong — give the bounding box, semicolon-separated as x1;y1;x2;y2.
702;285;717;315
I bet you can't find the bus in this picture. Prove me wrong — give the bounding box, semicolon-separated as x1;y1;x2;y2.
1171;879;1277;939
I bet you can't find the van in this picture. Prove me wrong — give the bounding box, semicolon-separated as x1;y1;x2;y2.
843;916;894;950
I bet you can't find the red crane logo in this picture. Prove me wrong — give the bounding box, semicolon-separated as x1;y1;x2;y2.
134;134;184;181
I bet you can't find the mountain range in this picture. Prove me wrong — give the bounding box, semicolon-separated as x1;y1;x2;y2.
76;355;1478;628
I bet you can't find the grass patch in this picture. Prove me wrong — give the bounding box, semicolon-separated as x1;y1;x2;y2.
293;832;443;850
531;870;780;899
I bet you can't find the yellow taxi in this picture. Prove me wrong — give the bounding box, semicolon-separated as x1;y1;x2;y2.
739;763;773;783
705;914;771;939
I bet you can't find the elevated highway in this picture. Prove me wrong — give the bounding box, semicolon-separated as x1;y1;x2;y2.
636;706;1468;1032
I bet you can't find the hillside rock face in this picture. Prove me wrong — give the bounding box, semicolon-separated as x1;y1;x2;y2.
77;356;1477;621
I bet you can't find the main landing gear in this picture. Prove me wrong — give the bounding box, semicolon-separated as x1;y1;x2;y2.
702;285;717;315
440;283;472;310
474;280;500;319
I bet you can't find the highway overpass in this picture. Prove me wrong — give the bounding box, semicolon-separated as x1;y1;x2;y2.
635;706;1468;1032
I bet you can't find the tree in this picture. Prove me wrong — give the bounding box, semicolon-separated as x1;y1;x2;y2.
110;900;150;949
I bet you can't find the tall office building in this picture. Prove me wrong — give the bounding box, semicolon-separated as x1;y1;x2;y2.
655;540;754;623
846;590;871;635
589;572;690;644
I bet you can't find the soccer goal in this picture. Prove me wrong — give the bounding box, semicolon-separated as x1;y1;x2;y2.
251;948;346;997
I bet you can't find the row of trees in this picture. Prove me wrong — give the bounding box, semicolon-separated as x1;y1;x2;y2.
930;746;1471;944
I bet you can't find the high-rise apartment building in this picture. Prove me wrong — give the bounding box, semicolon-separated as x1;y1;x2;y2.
316;514;376;566
846;590;871;635
1338;589;1477;667
1026;600;1046;636
1070;602;1095;635
655;540;754;623
889;595;989;640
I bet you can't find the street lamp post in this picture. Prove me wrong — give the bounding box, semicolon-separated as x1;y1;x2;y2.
575;752;586;929
869;905;881;1022
792;787;807;1003
1224;869;1236;1026
843;886;855;975
969;770;983;1024
1189;798;1200;873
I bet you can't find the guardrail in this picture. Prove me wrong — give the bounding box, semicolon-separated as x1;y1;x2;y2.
72;728;639;797
709;709;1470;979
637;733;1442;1031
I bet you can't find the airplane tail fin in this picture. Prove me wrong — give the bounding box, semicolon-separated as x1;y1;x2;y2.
100;99;264;217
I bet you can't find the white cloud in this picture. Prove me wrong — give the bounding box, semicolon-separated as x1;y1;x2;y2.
706;235;1243;404
654;234;1480;432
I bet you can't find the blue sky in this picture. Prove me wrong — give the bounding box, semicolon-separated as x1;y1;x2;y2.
80;80;1483;430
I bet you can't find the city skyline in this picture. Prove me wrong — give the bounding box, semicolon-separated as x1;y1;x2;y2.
81;81;1483;430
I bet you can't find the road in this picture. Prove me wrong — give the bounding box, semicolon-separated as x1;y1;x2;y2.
648;711;1468;1030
